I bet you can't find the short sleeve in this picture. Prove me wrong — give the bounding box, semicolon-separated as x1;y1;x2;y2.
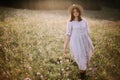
66;21;72;36
85;20;91;33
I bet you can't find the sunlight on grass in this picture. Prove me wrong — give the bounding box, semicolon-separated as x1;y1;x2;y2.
0;7;120;80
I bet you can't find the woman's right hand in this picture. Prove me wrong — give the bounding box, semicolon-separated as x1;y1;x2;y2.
63;49;67;57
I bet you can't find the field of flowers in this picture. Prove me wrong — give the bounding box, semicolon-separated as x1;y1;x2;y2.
0;7;120;80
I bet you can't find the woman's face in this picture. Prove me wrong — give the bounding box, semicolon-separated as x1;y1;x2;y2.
73;8;79;17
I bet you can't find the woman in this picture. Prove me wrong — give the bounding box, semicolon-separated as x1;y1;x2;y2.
63;4;94;80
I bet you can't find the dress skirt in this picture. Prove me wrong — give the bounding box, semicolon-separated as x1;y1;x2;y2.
66;19;94;70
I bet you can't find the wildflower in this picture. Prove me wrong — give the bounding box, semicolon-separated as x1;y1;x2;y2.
60;60;62;64
0;44;2;47
28;66;32;71
59;56;62;60
57;61;60;64
38;49;42;53
61;68;64;71
40;75;44;78
65;73;69;77
24;77;31;80
37;72;40;75
66;67;69;70
66;59;69;62
89;67;92;71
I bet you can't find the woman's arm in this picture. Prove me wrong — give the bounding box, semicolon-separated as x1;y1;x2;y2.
63;35;70;56
64;21;72;56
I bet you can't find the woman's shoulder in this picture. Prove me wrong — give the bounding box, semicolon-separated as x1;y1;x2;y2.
82;18;89;24
67;18;88;24
82;17;87;22
67;21;72;25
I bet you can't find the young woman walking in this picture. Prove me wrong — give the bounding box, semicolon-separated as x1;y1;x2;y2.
63;4;94;80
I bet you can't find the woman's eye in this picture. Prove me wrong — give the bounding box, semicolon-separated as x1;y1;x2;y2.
73;11;76;13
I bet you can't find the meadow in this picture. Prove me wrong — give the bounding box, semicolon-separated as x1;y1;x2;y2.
0;7;120;80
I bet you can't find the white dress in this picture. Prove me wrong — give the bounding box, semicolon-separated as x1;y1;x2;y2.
66;19;94;70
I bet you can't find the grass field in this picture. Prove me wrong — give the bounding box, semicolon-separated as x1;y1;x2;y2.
0;7;120;80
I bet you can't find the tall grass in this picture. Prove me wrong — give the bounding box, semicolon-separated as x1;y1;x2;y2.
0;7;120;80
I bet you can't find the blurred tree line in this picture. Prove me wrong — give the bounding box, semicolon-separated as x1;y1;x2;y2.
0;0;119;10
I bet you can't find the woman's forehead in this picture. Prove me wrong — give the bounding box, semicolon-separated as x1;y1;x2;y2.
73;8;78;12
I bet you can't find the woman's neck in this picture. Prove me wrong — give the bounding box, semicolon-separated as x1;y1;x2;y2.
74;17;78;21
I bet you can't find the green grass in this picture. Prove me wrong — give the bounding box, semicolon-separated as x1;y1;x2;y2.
0;7;120;80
